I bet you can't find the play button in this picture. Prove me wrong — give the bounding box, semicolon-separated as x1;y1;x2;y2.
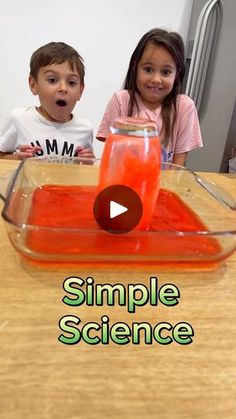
110;201;128;219
93;185;143;234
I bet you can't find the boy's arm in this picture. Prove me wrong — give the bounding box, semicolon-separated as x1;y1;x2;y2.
0;113;42;159
0;146;42;160
75;132;95;159
0;113;18;156
0;151;19;160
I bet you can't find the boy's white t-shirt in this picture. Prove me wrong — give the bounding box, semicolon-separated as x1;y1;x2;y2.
97;90;203;162
0;107;93;157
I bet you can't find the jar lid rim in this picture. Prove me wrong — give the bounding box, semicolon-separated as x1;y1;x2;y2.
112;117;156;131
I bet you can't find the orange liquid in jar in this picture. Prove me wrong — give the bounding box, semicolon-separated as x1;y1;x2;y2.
99;132;161;231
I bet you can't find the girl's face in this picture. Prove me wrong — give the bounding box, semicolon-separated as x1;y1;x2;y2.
136;43;177;110
29;61;84;122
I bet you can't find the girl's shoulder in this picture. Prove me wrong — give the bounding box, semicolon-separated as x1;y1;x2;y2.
107;89;131;114
176;94;196;109
112;89;130;103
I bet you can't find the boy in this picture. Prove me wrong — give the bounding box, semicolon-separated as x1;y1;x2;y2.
0;42;94;159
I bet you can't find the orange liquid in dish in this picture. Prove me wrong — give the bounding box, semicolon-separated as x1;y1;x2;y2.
26;185;221;264
99;134;161;230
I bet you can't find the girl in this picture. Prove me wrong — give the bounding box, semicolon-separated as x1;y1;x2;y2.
96;28;202;166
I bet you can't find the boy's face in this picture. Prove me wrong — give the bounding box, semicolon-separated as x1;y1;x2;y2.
29;61;84;122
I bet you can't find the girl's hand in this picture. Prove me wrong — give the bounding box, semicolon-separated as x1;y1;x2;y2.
14;145;43;160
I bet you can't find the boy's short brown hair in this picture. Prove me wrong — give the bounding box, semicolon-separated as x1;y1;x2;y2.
30;42;85;84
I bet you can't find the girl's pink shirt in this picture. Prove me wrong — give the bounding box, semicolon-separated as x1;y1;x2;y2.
96;90;203;162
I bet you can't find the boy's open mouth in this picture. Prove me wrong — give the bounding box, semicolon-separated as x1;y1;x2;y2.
56;100;67;107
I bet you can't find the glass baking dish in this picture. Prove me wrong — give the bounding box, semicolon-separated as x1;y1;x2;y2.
0;157;236;269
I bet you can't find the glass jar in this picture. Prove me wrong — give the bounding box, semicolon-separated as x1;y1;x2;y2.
99;117;161;230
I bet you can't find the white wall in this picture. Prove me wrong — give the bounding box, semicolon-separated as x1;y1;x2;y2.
0;0;193;157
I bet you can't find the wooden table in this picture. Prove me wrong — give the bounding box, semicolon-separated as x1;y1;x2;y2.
0;160;236;419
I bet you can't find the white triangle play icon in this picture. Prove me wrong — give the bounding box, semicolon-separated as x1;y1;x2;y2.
110;200;128;219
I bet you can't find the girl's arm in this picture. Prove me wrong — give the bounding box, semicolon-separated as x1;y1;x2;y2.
173;152;187;166
172;96;203;164
96;92;124;142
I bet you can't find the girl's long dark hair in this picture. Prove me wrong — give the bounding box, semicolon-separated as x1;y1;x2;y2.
123;28;186;145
